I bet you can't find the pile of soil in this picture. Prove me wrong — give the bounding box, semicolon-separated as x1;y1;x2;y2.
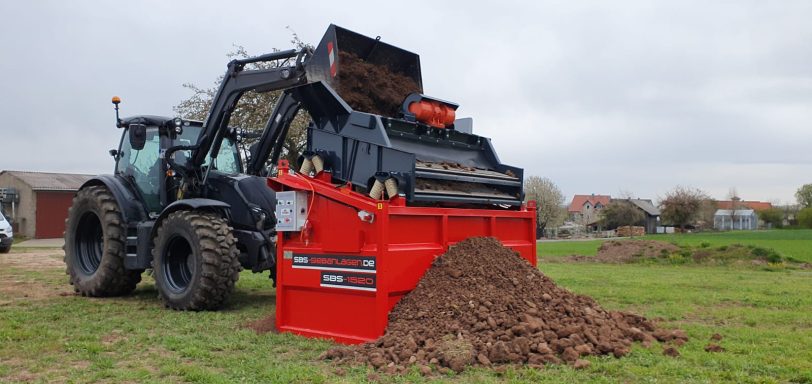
335;51;421;117
598;240;680;261
565;240;681;263
322;237;686;374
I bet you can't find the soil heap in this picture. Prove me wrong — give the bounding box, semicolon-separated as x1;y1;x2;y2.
322;237;686;374
335;51;421;117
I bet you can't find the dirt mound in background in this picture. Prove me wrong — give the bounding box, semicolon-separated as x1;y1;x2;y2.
322;237;686;374
335;51;421;117
558;239;680;264
559;240;810;268
589;240;681;263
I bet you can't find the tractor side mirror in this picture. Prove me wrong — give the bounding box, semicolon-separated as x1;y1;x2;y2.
129;124;147;150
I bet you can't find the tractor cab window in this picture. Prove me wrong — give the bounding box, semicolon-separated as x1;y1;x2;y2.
204;137;241;175
203;137;242;175
171;126;203;168
116;127;162;212
171;126;241;175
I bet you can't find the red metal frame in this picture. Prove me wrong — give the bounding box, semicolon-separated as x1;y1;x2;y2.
269;162;537;344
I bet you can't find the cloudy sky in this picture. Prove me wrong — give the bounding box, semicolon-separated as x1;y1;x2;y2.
1;1;810;204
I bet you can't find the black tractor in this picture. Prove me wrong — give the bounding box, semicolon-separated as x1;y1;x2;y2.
63;45;315;309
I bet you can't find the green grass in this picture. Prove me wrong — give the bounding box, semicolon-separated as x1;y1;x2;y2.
649;230;812;263
539;230;812;263
538;240;605;258
2;241;812;383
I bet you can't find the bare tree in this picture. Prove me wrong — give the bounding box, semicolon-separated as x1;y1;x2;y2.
660;186;709;230
174;36;312;168
727;187;741;229
523;176;565;238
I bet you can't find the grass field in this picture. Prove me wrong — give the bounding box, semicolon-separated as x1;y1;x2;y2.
539;229;812;263
1;230;811;383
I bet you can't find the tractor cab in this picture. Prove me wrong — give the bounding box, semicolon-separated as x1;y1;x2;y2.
112;113;242;215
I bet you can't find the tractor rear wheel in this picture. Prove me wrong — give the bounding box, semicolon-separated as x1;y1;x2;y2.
64;185;142;296
152;211;240;310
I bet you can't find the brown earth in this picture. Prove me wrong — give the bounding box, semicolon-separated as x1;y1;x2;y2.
0;249;73;305
245;315;277;334
335;51;421;117
705;343;725;352
561;240;681;264
321;237;686;374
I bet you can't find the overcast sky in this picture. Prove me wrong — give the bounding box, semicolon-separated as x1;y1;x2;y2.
1;1;810;204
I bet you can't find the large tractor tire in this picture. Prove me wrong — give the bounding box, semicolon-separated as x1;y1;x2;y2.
152;211;240;310
64;186;142;296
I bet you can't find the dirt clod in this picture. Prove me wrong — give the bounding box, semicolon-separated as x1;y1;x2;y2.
663;346;680;357
322;237;686;373
336;52;421;117
711;333;723;341
244;316;276;334
705;343;725;353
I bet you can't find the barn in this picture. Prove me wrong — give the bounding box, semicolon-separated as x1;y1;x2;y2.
0;171;93;239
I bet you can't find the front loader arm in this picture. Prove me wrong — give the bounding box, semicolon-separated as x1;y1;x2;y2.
177;49;311;182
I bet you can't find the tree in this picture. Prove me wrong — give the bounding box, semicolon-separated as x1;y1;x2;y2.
796;184;812;208
695;199;718;230
798;207;812;229
727;187;742;227
523;176;565;237
659;186;709;230
174;36;312;169
600;200;644;230
758;207;784;228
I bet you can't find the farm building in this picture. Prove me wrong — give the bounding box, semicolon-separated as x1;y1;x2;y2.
624;198;661;234
0;171;93;239
714;209;758;231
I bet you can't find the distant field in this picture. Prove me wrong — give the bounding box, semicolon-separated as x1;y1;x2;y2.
539;230;812;263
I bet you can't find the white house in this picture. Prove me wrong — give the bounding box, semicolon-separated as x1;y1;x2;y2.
714;209;758;230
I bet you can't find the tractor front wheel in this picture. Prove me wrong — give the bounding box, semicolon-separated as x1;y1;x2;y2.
152;211;240;310
64;186;142;296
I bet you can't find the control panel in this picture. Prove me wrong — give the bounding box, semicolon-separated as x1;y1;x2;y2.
275;191;308;232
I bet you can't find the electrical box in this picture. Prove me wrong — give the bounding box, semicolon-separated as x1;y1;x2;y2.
275;191;308;232
0;188;18;204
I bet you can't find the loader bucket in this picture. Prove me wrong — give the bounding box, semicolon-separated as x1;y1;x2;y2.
307;24;423;98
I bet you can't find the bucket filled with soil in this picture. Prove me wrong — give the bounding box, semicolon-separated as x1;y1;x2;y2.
334;51;421;117
322;237;687;374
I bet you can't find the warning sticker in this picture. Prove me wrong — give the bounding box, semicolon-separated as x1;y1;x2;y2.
292;254;376;273
320;271;376;291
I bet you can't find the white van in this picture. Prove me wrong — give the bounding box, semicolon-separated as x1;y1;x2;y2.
0;211;12;253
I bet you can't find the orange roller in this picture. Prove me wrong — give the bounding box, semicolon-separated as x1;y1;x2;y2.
408;100;456;128
403;93;459;129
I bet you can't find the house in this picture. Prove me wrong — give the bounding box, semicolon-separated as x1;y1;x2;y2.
0;171;93;238
568;194;611;229
623;198;661;234
714;209;758;230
